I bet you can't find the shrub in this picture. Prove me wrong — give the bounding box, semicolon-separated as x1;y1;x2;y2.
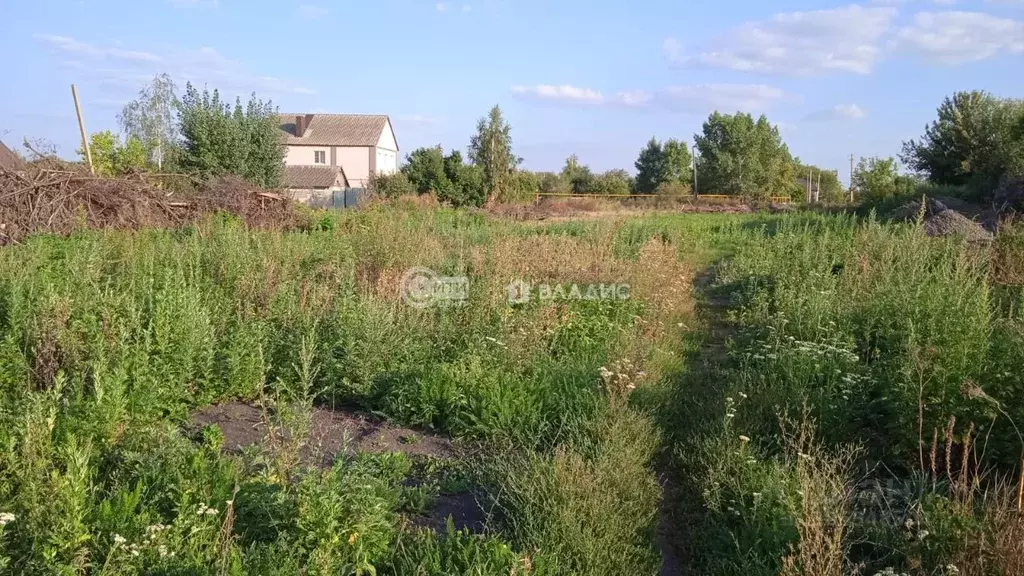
367;171;417;199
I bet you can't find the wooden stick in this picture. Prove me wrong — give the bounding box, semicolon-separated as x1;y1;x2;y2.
71;84;94;175
1017;459;1023;513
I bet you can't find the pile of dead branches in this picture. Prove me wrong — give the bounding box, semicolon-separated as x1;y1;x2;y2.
0;166;300;244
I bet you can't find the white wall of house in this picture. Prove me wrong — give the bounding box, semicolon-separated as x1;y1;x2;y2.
285;146;330;166
375;119;399;175
375;148;397;175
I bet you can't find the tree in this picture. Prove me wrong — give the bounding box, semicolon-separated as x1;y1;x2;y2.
78;131;118;176
402;146;449;194
598;169;633;196
852;156;901;202
634;138;666;195
662;139;693;187
440;150;486;207
77;131;147;176
694;112;793;199
119;73;179;170
177;83;284;187
901;91;1024;189
468;105;520;200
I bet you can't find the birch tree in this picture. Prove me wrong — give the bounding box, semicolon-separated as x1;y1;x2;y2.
119;73;179;170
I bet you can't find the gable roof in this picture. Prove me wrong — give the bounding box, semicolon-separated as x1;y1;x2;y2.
283;165;348;189
279;114;396;149
0;140;26;171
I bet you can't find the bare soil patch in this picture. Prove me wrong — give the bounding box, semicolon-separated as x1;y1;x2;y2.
408;493;489;533
191;401;456;465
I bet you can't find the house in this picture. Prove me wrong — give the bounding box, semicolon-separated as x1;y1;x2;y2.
278;114;399;194
282;165;350;207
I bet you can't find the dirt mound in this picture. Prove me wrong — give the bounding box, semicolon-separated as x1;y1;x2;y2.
0;167;300;244
191;402;456;465
890;197;993;241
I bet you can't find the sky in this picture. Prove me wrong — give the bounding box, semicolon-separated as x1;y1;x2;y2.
1;0;1023;185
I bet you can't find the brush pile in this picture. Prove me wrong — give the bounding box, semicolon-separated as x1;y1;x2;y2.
0;166;300;244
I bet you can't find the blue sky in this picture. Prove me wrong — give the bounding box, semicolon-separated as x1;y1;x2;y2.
2;0;1023;184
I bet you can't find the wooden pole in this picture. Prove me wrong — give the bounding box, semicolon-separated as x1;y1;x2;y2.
71;84;94;175
816;171;821;203
849;153;855;203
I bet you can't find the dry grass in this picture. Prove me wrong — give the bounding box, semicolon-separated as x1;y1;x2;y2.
780;416;861;576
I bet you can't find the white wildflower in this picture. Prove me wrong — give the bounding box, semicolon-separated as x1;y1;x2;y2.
113;534;126;545
0;512;15;526
739;435;750;443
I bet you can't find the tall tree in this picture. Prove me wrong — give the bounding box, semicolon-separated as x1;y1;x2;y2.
177;83;284;187
901;91;1024;188
468;105;520;200
119;73;179;170
633;138;665;194
694;112;793;199
662;139;693;187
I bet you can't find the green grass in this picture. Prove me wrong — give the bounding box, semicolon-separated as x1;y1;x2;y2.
0;205;734;575
2;204;1020;575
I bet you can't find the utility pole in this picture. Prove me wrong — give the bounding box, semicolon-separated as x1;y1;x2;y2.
72;84;94;175
816;171;821;203
849;153;855;203
691;144;699;199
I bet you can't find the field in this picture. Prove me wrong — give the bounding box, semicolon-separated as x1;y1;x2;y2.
0;202;1022;575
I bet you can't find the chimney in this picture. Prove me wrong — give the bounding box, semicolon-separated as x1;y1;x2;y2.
295;114;307;137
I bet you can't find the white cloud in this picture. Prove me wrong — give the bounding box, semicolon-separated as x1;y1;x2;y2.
511;83;787;113
662;37;683;61
511;84;606;104
804;103;867;121
35;34;316;98
679;4;899;75
436;2;449;12
895;11;1024;63
36;34;162;64
298;4;328;17
401;114;441;125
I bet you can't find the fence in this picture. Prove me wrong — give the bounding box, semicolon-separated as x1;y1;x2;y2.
533;192;793;203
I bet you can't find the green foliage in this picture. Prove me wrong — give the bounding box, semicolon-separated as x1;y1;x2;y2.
468;105;520;200
77;131;148;176
118;73;179;170
793;160;844;203
694;112;794;199
177;83;285;187
367;171;417;199
403;146;449;194
901;90;1024;191
441;150;488;207
491;403;662;576
852;156;902;202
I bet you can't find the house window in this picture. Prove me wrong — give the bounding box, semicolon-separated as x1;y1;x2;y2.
314;150;326;164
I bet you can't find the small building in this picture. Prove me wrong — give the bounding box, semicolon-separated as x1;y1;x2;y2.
281;165;350;207
278;113;399;192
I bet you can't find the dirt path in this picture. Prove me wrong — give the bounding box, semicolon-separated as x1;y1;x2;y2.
655;266;735;576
